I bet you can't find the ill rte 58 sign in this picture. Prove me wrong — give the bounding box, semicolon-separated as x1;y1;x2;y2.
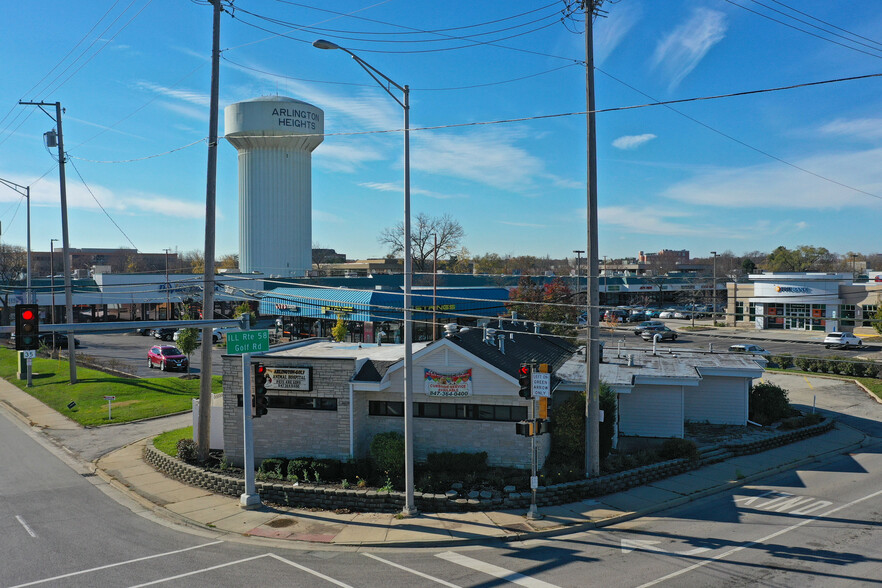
226;330;269;355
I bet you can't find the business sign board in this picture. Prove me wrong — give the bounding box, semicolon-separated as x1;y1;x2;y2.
531;372;551;398
266;367;312;391
424;369;472;397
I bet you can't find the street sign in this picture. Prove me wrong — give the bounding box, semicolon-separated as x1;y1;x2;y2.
531;371;551;397
22;350;36;359
103;396;116;400
226;330;269;355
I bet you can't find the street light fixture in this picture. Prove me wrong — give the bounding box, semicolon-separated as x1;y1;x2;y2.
0;178;32;304
313;39;417;517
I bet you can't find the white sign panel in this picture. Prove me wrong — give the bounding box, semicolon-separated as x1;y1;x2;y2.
22;350;36;359
266;367;312;391
424;369;472;397
531;372;551;398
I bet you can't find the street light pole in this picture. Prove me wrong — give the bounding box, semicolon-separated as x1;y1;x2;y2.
432;232;438;341
0;179;32;304
164;248;172;320
313;39;417;516
710;251;718;325
50;239;58;348
573;249;584;313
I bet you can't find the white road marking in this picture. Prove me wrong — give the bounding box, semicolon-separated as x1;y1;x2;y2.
621;539;709;557
15;515;37;538
436;551;560;588
9;540;223;588
267;553;355;587
364;553;461;587
128;554;268;587
635;488;882;587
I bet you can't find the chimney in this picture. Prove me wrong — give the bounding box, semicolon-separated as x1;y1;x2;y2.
497;334;505;354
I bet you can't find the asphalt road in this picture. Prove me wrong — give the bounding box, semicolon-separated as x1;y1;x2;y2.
2;367;880;587
74;332;226;378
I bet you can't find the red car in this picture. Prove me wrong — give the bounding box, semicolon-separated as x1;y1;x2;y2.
147;345;189;372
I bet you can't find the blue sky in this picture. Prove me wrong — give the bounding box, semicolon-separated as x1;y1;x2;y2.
1;1;880;264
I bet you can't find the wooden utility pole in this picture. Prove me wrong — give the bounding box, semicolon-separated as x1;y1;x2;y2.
197;0;221;463
583;1;603;477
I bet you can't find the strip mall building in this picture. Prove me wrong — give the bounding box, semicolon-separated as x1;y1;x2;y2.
726;272;882;332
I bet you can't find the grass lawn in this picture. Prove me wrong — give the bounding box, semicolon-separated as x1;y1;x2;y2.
765;367;882;401
0;348;221;427
154;426;192;456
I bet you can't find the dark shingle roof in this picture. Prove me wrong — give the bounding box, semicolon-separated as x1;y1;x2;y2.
353;360;398;382
444;321;576;379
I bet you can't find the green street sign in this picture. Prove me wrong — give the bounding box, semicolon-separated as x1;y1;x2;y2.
226;330;269;354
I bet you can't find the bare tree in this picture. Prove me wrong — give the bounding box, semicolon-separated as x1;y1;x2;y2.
378;213;464;272
0;244;26;324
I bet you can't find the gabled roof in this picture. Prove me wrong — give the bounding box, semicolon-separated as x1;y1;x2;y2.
353;360;397;382
442;320;577;380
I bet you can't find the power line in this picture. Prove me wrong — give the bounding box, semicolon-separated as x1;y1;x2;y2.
67;157;138;250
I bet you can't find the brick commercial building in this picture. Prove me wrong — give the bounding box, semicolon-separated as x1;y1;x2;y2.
222;321;575;469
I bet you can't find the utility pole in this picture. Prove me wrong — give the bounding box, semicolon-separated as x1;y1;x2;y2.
20;100;77;383
711;251;718;325
583;1;604;477
50;239;58;348
432;232;438;340
197;0;221;463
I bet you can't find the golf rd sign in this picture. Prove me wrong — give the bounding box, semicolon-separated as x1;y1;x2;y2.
226;330;269;355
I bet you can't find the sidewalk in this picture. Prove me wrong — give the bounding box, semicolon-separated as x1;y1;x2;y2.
0;376;869;548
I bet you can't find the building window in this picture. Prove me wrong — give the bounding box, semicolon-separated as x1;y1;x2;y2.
862;305;878;327
735;301;744;322
840;304;856;327
237;395;337;411
748;302;756;322
370;400;527;422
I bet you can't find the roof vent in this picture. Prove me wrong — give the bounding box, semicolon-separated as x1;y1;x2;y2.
485;328;497;344
512;311;519;325
497;334;505;354
534;322;540;334
627;354;635;367
444;323;459;336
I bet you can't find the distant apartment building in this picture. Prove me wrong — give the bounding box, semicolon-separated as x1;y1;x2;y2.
31;248;178;277
638;249;690;264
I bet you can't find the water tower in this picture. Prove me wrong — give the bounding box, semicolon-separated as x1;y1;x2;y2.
224;96;324;276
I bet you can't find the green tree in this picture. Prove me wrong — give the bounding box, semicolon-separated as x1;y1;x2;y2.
332;314;348;342
741;257;756;274
508;277;577;335
763;245;835;272
873;301;882;337
175;328;199;376
233;302;257;326
378;212;465;272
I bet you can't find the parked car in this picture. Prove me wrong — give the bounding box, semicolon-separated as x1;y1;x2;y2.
173;328;220;345
625;311;647;323
728;344;771;356
147;345;189;371
641;326;677;341
657;309;677;319
37;333;81;348
634;320;665;335
823;332;863;349
672;311;688;319
153;328;177;341
603;309;629;322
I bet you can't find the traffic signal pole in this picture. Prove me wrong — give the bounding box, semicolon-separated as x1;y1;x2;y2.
240;351;260;509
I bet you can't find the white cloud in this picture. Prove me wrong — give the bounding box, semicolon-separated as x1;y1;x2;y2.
820;117;882;140
653;8;727;90
313;142;384;173
594;2;642;66
612;133;657;150
662;148;882;209
358;182;465;200
314;210;345;223
134;81;210;106
599;205;747;239
412;129;544;191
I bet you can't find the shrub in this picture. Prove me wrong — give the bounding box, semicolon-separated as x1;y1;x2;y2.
772;354;793;369
370;431;405;478
657;438;699;461
176;439;198;463
862;361;880;379
259;458;286;479
828;357;843;374
778;412;823;430
425;451;488;474
547;382;615;467
750;381;790;425
794;356;812;372
599;385;617;460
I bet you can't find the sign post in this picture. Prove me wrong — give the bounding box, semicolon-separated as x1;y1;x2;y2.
225;324;262;509
23;349;35;388
103;396;116;420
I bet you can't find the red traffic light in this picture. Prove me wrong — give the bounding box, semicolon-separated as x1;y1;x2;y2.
21;309;34;321
256;365;266;375
518;365;529;376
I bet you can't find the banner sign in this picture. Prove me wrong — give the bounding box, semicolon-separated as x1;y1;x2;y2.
424;368;472;397
266;367;312;391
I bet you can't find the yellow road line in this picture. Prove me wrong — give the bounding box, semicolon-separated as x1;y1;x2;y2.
803;375;814;389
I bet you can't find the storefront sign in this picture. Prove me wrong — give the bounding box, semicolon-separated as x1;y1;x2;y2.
274;303;299;312
775;286;811;294
322;305;354;314
413;304;456;311
607;285;620;292
266;367;312;391
424;369;472;397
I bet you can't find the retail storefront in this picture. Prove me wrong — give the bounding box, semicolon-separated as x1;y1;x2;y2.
726;273;882;332
260;286;511;343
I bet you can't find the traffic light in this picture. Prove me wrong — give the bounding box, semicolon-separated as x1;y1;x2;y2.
15;304;39;350
537;419;552;436
518;363;532;398
253;363;268;418
515;420;534;437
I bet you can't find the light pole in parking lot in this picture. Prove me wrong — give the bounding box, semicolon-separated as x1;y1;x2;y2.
313;38;416;517
711;251;718;325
